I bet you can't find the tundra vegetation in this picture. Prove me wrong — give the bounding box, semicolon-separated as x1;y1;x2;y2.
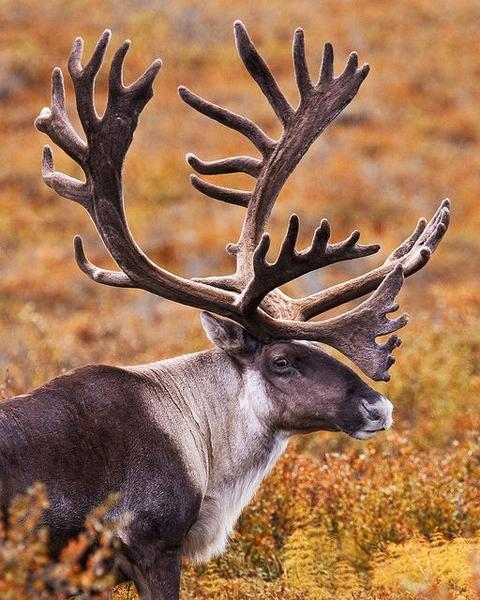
0;0;479;598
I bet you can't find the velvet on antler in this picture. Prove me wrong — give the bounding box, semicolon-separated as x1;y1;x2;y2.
35;23;450;381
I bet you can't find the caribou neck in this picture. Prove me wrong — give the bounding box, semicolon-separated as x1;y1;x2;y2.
132;349;288;562
145;349;286;491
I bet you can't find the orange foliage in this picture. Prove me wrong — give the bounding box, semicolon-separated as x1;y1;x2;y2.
0;484;122;599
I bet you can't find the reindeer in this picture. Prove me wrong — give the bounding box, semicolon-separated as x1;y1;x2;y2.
0;22;449;600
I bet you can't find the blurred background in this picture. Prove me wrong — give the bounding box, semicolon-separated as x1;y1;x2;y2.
0;0;479;597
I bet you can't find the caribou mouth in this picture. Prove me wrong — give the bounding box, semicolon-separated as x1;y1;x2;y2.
348;427;385;440
348;428;386;440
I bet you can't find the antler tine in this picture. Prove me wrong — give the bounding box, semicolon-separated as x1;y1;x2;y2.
40;145;90;207
108;39;130;93
74;236;135;288
68;30;111;130
108;39;162;103
179;86;275;157
234;20;294;126
189;174;251;207
293;28;312;99
319;42;334;83
237;215;380;315
35;68;87;165
186;153;262;178
386;198;451;271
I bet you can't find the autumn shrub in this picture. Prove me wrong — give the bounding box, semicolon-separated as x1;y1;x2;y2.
0;484;123;599
4;436;478;598
180;437;480;599
372;537;480;596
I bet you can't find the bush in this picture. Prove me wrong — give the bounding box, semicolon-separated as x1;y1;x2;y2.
181;437;480;599
0;484;122;599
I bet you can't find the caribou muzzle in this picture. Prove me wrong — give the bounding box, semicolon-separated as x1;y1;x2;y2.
348;396;393;440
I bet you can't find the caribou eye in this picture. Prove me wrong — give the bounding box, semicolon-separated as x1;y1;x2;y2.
272;357;290;369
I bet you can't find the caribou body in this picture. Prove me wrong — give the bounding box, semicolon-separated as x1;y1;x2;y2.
1;315;393;597
1;21;449;600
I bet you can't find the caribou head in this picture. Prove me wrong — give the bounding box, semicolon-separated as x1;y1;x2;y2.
0;21;452;600
201;312;393;440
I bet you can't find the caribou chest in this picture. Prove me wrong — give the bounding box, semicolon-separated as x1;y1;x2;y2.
182;370;289;563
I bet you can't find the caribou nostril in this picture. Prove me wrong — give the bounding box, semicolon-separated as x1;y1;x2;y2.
360;398;382;421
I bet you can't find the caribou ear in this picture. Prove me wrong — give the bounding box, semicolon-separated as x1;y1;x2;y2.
200;312;258;357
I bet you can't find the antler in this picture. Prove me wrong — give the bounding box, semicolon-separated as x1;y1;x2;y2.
35;31;238;315
35;26;450;382
295;199;451;320
181;22;372;283
237;214;380;315
180;21;450;371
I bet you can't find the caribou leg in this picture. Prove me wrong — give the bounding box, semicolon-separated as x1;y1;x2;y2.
138;548;182;600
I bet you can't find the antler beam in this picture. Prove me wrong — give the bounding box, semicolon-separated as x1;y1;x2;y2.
35;30;238;315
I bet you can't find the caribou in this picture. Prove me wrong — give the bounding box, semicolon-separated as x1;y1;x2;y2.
0;22;450;600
